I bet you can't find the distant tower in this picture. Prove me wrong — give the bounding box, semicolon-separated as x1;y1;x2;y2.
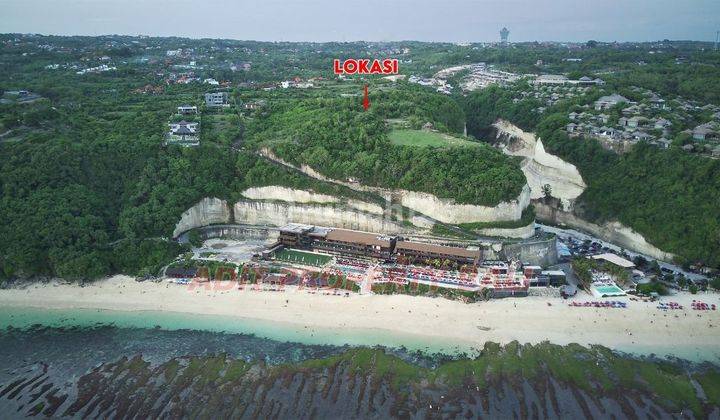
500;27;510;45
715;30;719;50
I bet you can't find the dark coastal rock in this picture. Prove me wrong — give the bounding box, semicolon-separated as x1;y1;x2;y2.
0;327;718;419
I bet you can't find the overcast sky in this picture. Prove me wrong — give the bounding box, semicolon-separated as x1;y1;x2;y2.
1;0;718;43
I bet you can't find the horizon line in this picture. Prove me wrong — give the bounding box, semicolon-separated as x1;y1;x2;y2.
3;32;717;45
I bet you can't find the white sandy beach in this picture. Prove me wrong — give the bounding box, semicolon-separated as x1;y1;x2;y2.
1;276;719;360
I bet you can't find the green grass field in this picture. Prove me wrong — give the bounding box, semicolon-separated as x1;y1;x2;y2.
274;249;332;266
388;129;480;148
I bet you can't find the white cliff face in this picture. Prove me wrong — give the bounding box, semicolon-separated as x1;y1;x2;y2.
173;196;412;237
233;200;408;234
346;199;384;215
604;222;675;261
495;120;675;261
258;148;531;224
494;120;586;210
241;186;385;215
173;197;232;237
242;186;338;204
395;185;531;224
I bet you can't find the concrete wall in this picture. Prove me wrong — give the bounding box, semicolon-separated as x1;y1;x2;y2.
501;235;558;267
233;200;411;234
258;147;531;224
534;202;675;262
173;197;232;238
196;225;277;241
495;119;586;211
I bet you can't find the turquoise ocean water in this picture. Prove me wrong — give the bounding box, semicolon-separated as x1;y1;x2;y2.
0;305;478;356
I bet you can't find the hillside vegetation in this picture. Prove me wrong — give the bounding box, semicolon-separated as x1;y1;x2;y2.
246;91;526;206
463;86;720;268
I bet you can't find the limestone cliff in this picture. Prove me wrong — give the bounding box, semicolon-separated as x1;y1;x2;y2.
258;148;531;224
173;196;412;237
493;120;677;262
173;197;232;237
393;185;531;224
494;119;586;210
241;186;384;215
233;200;409;234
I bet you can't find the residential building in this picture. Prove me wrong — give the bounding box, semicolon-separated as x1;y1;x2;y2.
534;74;568;85
654;118;672;130
627;116;647;129
204;92;229;108
692;123;717;141
595;94;630;111
177;105;198;115
167;120;200;147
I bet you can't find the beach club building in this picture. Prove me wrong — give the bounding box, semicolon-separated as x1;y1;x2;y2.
278;224;395;259
314;229;396;259
394;240;481;266
276;224;481;265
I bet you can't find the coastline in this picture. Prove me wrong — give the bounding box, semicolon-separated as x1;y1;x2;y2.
1;276;719;362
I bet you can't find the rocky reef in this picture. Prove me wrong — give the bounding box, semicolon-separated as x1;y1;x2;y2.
1;329;718;419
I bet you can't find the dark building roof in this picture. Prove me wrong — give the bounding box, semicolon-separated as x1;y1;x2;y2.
279;223;315;235
395;241;480;259
174;125;193;135
166;267;197;278
324;229;392;248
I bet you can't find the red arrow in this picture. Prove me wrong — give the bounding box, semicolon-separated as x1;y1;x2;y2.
362;84;370;110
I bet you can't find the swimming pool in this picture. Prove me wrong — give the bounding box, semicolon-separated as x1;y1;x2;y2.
593;284;626;297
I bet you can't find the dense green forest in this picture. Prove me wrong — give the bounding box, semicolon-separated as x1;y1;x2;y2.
0;107;184;279
246;89;526;206
0;103;389;280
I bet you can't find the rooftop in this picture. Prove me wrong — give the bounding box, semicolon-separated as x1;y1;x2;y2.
279;223;315;234
173;126;193;135
395;241;480;259
597;94;629;103
324;229;393;247
591;253;635;268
